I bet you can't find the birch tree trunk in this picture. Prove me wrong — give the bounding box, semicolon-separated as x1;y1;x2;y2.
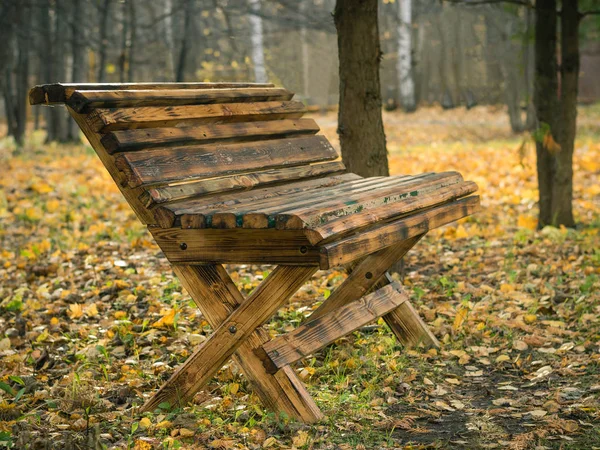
397;0;415;111
248;0;268;83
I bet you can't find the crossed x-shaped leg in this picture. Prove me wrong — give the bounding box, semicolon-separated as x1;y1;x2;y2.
140;234;438;422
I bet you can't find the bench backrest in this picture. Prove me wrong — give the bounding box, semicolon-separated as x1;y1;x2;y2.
30;83;345;226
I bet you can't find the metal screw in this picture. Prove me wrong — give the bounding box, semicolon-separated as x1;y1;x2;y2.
229;325;237;334
180;242;188;250
365;272;373;279
299;246;308;254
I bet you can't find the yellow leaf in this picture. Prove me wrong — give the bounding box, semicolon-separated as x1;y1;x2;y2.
524;314;537;324
68;303;84;319
139;417;152;429
152;308;176;328
517;214;537;230
229;383;239;395
292;431;310;447
85;303;99;317
453;307;469;331
455;224;469;239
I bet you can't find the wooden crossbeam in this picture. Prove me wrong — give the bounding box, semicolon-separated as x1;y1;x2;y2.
320;196;481;269
262;282;408;371
167;265;322;422
140;265;317;413
311;235;439;349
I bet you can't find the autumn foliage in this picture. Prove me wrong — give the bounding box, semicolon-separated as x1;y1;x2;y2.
0;105;599;449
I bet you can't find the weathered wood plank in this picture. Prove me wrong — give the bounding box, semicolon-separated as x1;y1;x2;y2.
237;175;420;229
276;172;464;230
115;135;339;188
319;196;481;269
169;265;322;422
310;237;423;320
102;119;320;154
153;173;359;228
149;227;319;264
86;101;307;132
29;82;273;105
68;88;294;113
64;107;156;224
140;265;317;412
262;282;408;370
310;235;440;349
140;161;347;209
304;180;479;244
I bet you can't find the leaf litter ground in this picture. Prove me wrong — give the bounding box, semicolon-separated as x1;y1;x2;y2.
0;105;599;449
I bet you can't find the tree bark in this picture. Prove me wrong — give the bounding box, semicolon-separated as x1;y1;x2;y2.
175;0;194;82
97;0;111;82
68;0;85;141
397;0;415;112
552;0;579;227
334;0;389;177
127;0;136;81
249;0;268;83
533;0;559;227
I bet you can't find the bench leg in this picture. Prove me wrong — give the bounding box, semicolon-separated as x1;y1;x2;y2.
140;264;322;423
310;234;439;348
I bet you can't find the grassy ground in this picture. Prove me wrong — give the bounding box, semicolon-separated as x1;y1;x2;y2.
0;105;599;449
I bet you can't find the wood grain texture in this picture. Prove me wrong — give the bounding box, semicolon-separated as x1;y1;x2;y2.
86;101;307;132
29;82;273;104
149;227;319;265
65;107;156;224
262;282;408;370
276;172;463;230
102;119;320;154
67;87;294;112
320;196;481;269
304;180;479;244
154;173;360;228
140;265;317;412
140;161;347;209
310;237;422;320
116;135;339;188
166;264;322;422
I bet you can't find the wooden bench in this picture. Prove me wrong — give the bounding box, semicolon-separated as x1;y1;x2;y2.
30;82;480;423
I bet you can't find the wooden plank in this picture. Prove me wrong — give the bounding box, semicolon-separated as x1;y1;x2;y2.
276;172;464;230
149;227;320;265
140;265;318;412
65;107;156;224
29;82;274;105
310;237;422;320
169;265;322;422
319;196;481;269
237;175;422;229
182;176;386;229
304;180;479;244
86;101;307;132
68;87;294;113
262;282;408;370
310;235;440;349
140;161;347;209
115;135;339;188
153;173;360;228
101;118;320;154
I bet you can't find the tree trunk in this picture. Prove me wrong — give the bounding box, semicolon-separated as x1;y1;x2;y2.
397;0;415;112
524;7;536;130
533;0;559;227
300;0;310;99
249;0;268;83
127;0;136;81
14;2;31;147
175;0;194;82
551;0;578;227
97;0;111;82
119;0;129;82
334;0;389;177
47;0;68;143
68;0;85;141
